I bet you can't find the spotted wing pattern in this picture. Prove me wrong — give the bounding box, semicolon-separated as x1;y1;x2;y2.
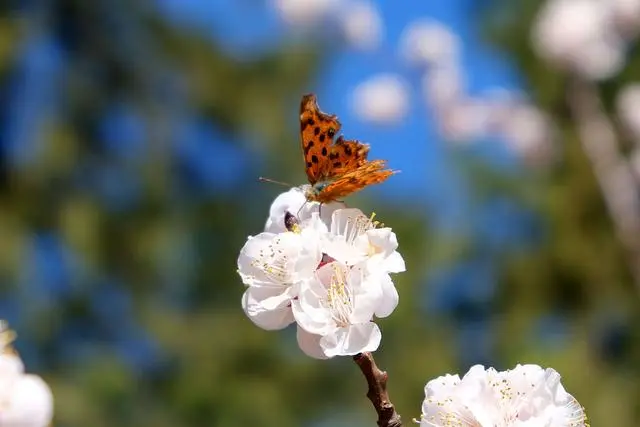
299;93;397;203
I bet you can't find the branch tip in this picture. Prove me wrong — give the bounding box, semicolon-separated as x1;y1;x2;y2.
353;352;402;427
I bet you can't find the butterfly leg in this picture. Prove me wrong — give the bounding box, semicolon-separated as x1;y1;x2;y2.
296;199;310;219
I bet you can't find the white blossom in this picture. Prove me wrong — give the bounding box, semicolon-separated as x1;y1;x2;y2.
271;0;339;27
421;66;464;110
292;262;383;358
419;364;589;427
240;192;404;358
0;373;54;427
438;100;492;143
338;0;383;51
238;216;324;330
351;74;409;125
531;0;626;80
607;0;640;38
498;103;557;166
0;322;54;427
400;20;460;69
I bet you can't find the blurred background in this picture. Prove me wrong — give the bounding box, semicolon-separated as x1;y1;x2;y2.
0;0;639;426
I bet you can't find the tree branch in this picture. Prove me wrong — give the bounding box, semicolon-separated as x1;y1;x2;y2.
567;79;640;291
353;352;403;427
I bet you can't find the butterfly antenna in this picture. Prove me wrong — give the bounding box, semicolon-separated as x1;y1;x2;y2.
258;177;293;187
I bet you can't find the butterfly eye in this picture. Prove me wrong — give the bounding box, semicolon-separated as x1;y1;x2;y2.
328;128;336;138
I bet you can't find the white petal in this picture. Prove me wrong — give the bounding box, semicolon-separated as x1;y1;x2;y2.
296;327;329;359
303;199;347;229
299;212;329;235
0;374;54;427
423;373;461;398
264;188;310;233
320;322;381;357
366;228;400;259
374;274;399;318
355;228;406;274
420;393;478;427
291;276;333;335
242;286;295;330
330;208;367;236
0;353;25;378
237;233;278;285
367;227;398;251
322;236;365;266
265;188;346;232
383;251;406;273
237;231;321;287
348;266;384;324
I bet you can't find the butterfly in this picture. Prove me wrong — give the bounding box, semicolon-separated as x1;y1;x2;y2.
299;94;396;204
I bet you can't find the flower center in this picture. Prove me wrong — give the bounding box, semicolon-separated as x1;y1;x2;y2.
251;236;294;284
325;264;354;327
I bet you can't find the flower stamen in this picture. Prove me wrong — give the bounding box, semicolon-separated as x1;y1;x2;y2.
250;238;294;283
325;264;353;327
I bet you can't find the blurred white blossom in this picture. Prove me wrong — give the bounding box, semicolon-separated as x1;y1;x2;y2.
338;1;383;51
608;0;640;38
438;100;492;143
351;74;409;125
238;190;404;359
0;322;54;427
421;66;463;109
497;103;557;166
616;83;640;140
419;364;589;427
272;0;339;27
532;0;626;80
400;20;460;68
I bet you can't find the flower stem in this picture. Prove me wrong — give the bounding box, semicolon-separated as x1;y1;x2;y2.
353;352;402;427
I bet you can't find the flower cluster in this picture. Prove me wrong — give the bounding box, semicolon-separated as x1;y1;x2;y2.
418;364;589;427
0;321;53;427
238;188;405;359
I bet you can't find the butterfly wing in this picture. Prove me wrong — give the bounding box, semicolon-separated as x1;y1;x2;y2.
311;160;397;204
300;94;342;185
323;136;370;177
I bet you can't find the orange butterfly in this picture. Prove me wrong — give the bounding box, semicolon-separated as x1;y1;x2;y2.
299;94;397;204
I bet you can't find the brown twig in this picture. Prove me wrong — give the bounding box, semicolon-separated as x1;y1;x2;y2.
353;352;403;427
